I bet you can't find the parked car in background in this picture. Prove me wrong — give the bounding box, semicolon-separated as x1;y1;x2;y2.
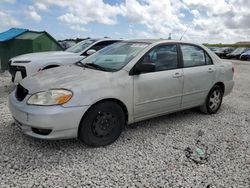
240;50;250;60
208;47;221;53
9;39;234;147
226;47;250;59
9;38;122;83
214;47;235;58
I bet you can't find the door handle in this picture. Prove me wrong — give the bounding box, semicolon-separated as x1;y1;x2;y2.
207;68;214;73
173;72;183;78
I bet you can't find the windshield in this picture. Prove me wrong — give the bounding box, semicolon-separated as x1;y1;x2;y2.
66;39;97;53
232;48;246;54
221;47;229;52
209;47;219;52
244;50;250;54
81;42;149;71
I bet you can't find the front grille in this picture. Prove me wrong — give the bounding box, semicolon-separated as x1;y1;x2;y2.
9;65;27;82
15;84;28;101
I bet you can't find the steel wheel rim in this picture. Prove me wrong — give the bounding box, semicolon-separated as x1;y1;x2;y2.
209;90;222;111
91;111;117;137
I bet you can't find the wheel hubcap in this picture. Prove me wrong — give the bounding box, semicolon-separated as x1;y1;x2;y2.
209;90;221;111
92;111;117;137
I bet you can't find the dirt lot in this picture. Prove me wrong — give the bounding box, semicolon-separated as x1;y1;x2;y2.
0;60;249;188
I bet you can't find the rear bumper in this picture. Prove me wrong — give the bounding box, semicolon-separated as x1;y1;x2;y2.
224;80;234;96
8;92;89;140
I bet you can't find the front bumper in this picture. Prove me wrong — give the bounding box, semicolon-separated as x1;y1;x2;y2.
9;65;27;83
8;92;90;140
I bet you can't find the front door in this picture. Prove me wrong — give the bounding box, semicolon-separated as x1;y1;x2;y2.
133;44;183;121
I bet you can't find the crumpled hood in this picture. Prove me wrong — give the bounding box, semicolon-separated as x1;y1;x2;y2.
11;51;79;61
20;65;114;94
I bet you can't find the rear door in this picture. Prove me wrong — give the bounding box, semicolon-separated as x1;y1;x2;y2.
133;43;184;120
180;44;216;108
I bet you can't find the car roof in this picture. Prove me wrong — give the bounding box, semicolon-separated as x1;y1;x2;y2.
91;38;123;42
124;39;163;44
123;39;203;46
87;38;206;47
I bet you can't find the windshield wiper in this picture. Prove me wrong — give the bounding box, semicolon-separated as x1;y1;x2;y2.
85;63;105;70
74;61;86;67
74;61;99;69
85;63;116;72
74;62;115;72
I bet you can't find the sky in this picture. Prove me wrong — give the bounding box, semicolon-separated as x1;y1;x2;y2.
0;0;250;44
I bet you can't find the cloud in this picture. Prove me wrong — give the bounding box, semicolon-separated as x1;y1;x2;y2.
0;11;21;30
183;0;231;16
29;0;250;42
190;10;200;18
2;0;250;43
26;6;42;22
125;0;187;38
35;2;47;11
1;0;16;3
35;0;125;31
69;25;87;32
181;0;250;43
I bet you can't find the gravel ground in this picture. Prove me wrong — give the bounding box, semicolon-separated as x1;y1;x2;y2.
0;60;249;188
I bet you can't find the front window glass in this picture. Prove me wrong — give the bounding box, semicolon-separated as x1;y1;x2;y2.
81;42;149;71
139;44;178;71
66;39;97;53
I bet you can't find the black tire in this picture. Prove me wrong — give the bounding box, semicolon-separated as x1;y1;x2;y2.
200;85;223;114
78;101;125;147
241;57;248;61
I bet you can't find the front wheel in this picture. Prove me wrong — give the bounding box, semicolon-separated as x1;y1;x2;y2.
200;85;223;114
78;101;125;147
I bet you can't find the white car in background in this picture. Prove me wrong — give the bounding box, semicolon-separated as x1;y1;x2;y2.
9;38;121;83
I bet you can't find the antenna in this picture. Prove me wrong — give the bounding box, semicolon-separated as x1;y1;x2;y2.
179;26;190;41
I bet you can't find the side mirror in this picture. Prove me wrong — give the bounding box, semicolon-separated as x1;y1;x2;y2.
131;63;155;75
86;49;97;56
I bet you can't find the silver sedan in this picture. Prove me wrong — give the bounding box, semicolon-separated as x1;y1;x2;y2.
9;39;234;146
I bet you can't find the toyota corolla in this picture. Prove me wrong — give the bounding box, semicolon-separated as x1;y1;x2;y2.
8;39;234;147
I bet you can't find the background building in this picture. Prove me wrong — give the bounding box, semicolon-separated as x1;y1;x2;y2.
0;28;62;70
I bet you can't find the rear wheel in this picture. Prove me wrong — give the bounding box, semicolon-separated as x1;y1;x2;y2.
200;85;223;114
78;101;125;147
